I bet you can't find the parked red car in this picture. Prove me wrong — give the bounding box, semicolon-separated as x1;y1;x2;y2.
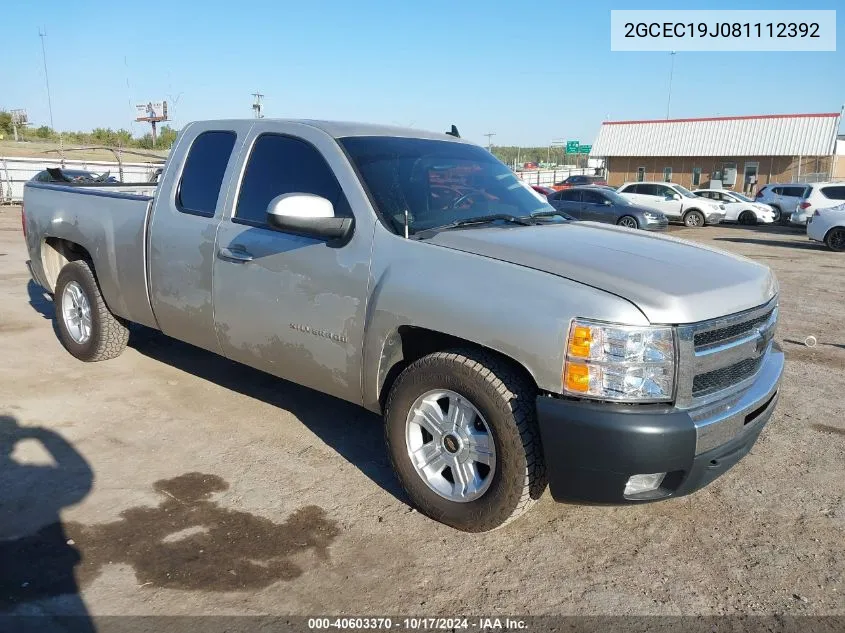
530;185;555;196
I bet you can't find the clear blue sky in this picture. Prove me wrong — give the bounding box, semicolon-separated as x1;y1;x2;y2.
2;0;842;146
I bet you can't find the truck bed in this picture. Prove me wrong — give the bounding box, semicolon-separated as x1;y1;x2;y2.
23;182;159;329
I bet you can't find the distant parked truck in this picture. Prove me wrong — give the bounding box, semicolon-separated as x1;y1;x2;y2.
23;119;783;531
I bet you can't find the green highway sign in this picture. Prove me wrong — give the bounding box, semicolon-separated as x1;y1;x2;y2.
565;140;580;153
578;144;592;154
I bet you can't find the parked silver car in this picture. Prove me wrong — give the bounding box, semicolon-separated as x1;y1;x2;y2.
547;186;669;230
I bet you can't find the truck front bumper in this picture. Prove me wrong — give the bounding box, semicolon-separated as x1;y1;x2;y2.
536;345;784;504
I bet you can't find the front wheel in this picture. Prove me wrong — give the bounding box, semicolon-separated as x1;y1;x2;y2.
738;210;757;225
617;215;639;229
683;210;705;228
769;206;782;223
825;227;845;252
384;350;546;532
55;260;129;362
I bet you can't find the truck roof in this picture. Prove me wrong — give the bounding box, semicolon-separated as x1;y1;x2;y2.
187;119;470;143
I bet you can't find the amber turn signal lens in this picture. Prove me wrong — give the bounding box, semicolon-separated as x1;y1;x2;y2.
564;362;590;392
568;325;593;358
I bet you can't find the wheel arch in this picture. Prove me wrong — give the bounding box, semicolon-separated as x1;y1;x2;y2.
374;325;539;414
40;237;93;292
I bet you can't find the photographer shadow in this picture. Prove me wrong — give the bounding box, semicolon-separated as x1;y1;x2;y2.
0;415;94;632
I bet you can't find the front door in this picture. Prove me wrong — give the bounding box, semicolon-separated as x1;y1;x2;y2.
211;123;373;404
578;188;610;222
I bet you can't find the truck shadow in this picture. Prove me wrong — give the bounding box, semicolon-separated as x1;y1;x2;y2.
712;237;826;251
0;414;95;631
127;325;407;504
27;280;55;320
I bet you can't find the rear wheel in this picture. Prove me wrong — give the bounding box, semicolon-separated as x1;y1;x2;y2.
384;349;546;532
55;260;129;362
617;215;639;229
683;210;705;228
738;210;757;225
825;227;845;252
769;206;782;223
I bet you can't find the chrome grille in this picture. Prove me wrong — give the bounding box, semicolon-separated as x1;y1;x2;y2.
675;296;778;409
693;308;776;349
692;355;765;397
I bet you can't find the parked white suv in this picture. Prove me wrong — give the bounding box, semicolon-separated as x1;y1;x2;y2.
694;189;776;225
807;201;845;251
617;182;725;227
754;183;809;224
790;182;845;226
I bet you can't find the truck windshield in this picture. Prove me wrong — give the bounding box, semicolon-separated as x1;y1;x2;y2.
340;136;555;234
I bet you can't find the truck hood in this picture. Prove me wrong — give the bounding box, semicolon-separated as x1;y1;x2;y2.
427;222;777;324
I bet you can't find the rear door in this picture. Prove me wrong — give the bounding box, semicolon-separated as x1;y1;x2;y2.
549;189;583;218
147;122;252;352
782;186;808;213
211;122;374;404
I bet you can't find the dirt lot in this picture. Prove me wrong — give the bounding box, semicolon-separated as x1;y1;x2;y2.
1;206;843;618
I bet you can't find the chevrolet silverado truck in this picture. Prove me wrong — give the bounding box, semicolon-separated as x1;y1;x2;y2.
22;119;784;532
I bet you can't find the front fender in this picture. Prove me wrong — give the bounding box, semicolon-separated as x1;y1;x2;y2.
361;229;648;412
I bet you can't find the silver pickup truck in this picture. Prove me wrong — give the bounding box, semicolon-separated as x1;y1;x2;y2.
22;119;784;532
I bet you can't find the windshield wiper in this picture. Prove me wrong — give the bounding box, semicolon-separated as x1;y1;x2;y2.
414;213;533;238
527;209;574;220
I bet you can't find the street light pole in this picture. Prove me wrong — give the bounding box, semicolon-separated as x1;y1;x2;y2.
666;51;677;120
38;28;55;130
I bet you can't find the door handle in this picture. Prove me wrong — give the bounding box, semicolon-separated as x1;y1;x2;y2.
218;246;254;263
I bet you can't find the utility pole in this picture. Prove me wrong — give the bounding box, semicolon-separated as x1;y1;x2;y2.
666;51;677;120
38;28;55;131
252;92;264;119
483;132;495;152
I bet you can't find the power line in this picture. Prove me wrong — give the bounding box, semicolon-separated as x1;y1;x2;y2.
38;28;54;130
483;132;495;151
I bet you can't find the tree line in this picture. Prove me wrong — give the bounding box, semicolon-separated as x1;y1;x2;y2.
0;110;177;150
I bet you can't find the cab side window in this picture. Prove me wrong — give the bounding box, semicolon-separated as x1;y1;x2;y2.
177;131;237;217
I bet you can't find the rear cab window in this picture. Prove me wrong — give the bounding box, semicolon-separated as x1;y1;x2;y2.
234;134;351;227
177;131;237;217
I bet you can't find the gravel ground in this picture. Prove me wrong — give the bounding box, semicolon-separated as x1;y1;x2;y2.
0;206;843;618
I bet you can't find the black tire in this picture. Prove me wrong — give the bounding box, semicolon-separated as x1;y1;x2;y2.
683;209;705;228
384;349;546;532
738;210;757;226
54;260;129;362
617;215;639;229
825;227;845;253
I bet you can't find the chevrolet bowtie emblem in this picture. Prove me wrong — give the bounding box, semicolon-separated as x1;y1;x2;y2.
755;324;774;354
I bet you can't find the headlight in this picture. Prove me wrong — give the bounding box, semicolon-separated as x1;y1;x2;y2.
718;204;726;210
643;211;660;220
563;319;675;402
